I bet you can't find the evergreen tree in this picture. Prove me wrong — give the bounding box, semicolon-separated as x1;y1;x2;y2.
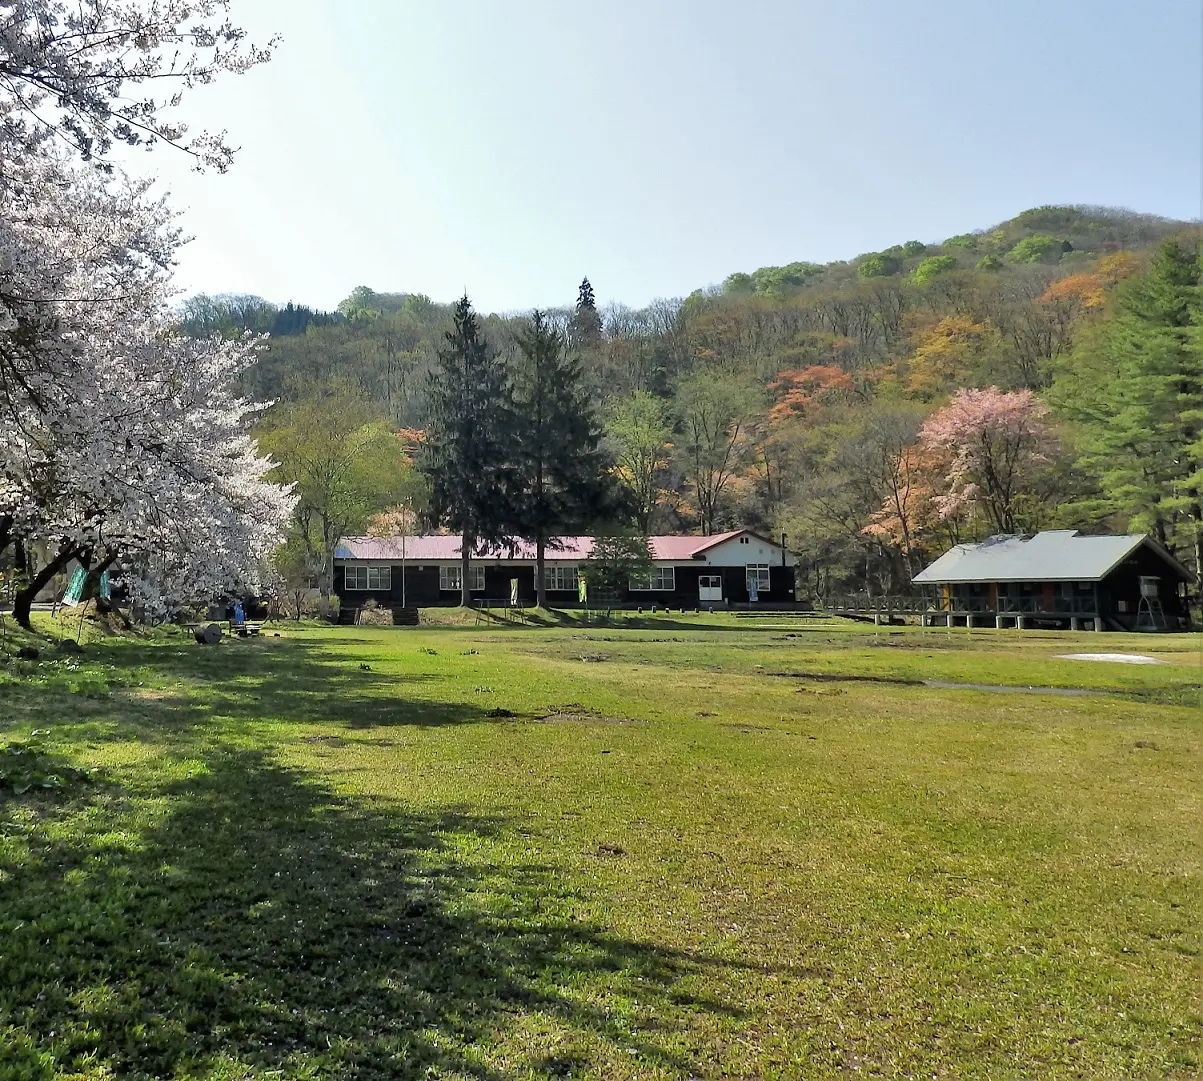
419;295;517;604
568;276;603;349
512;309;616;607
583;533;652;613
1054;237;1203;576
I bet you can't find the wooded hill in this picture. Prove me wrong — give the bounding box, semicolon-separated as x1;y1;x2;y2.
183;204;1203;597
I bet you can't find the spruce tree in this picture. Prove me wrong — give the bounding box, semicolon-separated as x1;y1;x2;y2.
1056;237;1203;576
568;276;603;349
512;309;615;607
419;295;517;604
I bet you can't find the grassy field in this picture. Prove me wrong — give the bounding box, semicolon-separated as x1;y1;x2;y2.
0;613;1199;1080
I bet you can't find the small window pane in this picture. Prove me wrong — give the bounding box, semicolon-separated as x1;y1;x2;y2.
630;567;674;591
440;565;484;591
544;565;579;591
745;564;770;592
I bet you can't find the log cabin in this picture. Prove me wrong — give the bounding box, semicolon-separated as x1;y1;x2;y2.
912;530;1194;631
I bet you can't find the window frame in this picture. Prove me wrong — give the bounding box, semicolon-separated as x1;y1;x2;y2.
543;565;579;592
343;563;391;591
745;563;770;593
629;566;675;592
439;564;485;592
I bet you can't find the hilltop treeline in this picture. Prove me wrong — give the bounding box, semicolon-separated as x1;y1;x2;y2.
185;204;1202;595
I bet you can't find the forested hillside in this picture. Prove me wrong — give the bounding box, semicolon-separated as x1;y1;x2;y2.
183;204;1203;597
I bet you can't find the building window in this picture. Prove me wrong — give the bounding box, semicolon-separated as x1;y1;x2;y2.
345;564;391;591
746;564;770;593
630;566;674;591
440;564;484;592
544;565;578;591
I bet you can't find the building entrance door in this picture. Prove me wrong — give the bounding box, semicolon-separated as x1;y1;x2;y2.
698;575;723;603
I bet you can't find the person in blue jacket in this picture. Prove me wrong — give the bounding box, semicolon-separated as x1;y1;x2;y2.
233;599;245;626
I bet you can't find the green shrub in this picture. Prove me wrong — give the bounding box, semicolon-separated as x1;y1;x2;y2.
749;262;823;296
944;233;979;249
902;240;927;256
857;252;902;279
912;255;958;285
722;272;754;295
977;255;1004;271
1007;234;1064;264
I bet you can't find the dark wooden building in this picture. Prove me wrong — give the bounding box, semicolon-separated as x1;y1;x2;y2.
333;531;795;615
912;530;1194;631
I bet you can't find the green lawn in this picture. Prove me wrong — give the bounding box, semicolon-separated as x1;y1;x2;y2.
0;615;1199;1080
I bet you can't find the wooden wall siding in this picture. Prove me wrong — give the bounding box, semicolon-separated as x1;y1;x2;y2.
335;561;799;609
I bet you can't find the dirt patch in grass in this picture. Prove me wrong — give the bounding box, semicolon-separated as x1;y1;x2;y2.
535;710;644;726
776;670;1113;698
773;670;920;686
864;637;973;650
122;687;179;701
924;679;1098;697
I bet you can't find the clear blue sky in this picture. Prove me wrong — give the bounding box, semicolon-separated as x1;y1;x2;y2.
151;0;1202;314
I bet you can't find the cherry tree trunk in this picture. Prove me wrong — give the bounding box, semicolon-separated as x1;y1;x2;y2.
12;546;79;630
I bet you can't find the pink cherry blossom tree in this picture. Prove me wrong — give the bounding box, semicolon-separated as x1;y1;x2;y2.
918;387;1056;536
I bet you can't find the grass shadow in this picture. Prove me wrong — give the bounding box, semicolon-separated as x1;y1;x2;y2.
5;633;503;734
0;743;740;1079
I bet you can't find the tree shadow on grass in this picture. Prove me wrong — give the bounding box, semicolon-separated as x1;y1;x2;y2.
4;634;502;736
0;743;744;1079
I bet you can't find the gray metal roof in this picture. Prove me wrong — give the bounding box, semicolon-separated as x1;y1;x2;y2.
912;530;1189;584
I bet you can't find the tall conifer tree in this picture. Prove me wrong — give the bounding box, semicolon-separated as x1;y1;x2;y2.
1057;237;1203;575
512;309;615;607
568;276;603;349
420;295;517;604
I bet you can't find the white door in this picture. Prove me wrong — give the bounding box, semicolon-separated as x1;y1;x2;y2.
699;574;723;602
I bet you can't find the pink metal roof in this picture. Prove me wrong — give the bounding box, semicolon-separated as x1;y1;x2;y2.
649;531;743;560
336;530;769;563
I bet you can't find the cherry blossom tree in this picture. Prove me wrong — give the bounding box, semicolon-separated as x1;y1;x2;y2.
917;387;1056;536
0;249;295;625
0;0;275;173
861;442;952;575
0;2;293;627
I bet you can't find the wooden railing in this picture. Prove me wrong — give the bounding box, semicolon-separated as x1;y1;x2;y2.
819;594;935;615
816;593;1100;617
